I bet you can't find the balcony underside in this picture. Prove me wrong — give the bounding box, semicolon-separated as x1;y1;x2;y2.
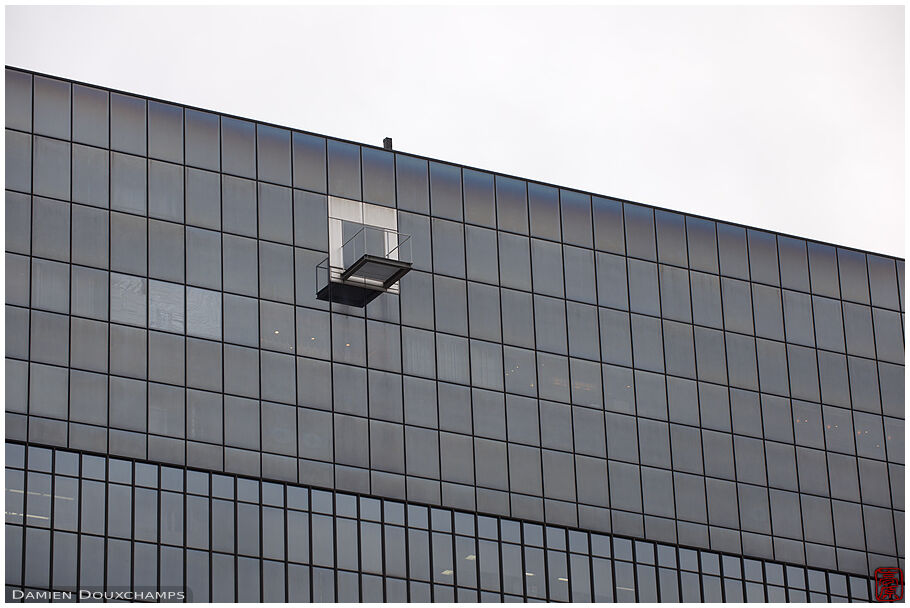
317;255;412;307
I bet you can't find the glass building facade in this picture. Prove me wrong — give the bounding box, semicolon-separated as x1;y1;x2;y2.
4;66;904;602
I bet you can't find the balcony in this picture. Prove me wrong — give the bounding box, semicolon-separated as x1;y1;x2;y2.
316;225;412;307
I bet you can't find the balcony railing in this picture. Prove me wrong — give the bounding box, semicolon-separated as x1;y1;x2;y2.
316;225;412;307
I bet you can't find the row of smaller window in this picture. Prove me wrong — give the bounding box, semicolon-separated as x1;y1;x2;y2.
7;410;903;562
4;441;882;599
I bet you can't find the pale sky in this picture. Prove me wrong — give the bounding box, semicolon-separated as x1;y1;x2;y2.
6;5;905;257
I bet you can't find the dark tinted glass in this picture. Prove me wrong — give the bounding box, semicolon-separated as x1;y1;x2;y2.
837;248;870;304
655;210;687;267
33;76;71;140
6;69;32;132
429;162;463;221
528;183;560;241
72;84;109;148
221;117;256;179
624;203;656;260
463;168;495;227
775;236;809;292
498;233;531;292
808;242;840;298
148;101;184;164
531;239;564;298
592;197;624;254
257;124;291;186
560;190;593;248
868;255;900;310
293;132;327;193
185;109;220;171
110;93;146;155
686;216;718;273
327;140;361;200
747;230;779;286
396;154;429;213
361;147;395;207
717;223;749;279
465;226;499;285
432;219;465;278
495;176;528;234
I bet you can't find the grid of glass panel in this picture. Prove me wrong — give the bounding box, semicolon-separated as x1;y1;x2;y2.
5;443;879;602
4;66;904;584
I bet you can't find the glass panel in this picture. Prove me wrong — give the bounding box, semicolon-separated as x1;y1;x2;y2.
362;146;395;207
593;196;625;254
624;203;656;260
222;116;256;178
495;176;528;234
110;93;146;155
528;183;560;240
327;139;361;200
293;132;327;193
73;84;109;147
148;101;184;163
396;154;429;213
464;168;495;227
257;124;291;186
430;161;463;220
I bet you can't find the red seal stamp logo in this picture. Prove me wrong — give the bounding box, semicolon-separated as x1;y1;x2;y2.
875;567;903;602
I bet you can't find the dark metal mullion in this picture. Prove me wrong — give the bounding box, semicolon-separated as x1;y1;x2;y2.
680;218;703;602
285;124;296;607
252;123;265;605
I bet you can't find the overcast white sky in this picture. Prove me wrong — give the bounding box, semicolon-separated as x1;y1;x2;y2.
6;5;905;257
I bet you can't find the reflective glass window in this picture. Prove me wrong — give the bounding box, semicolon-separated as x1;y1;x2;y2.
778;235;810;292
259;182;294;244
6;69;32;132
531;239;564;297
593;196;625;254
498;232;531;291
222;117;256;179
327;139;361;200
72;144;110;209
808;242;840;298
257;124;291;186
148;101;184;164
110;93;146;155
361;146;395;207
463;168;495;227
495;176;528;234
465;226;499;285
429;161;463;220
624;203;656;260
185;167;221;230
293;132;327;193
33;136;71;200
528;182;560;241
6;129;32;194
717;223;749;279
432;218;465;278
868;254;900;310
747;229;780;286
596;252;629;311
396;154;429;213
655;210;687;267
837;248;870;304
